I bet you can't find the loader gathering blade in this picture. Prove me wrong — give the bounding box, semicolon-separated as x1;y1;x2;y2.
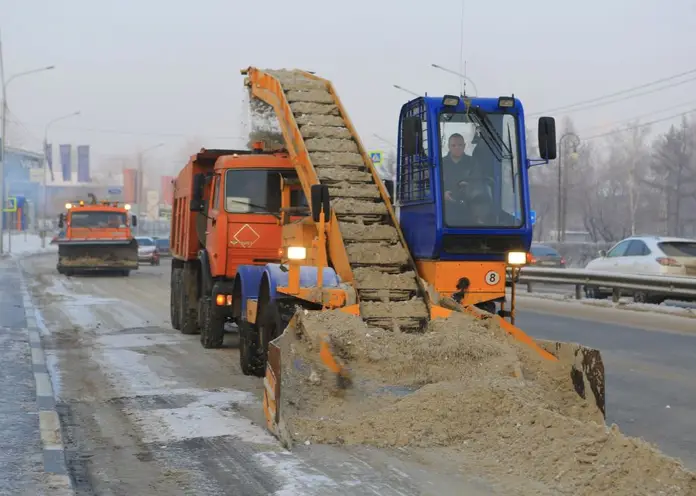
57;239;139;271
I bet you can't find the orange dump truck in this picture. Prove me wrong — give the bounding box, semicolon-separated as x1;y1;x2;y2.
55;195;139;276
169;146;307;352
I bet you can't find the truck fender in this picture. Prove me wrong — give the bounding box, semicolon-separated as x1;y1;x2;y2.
262;264;341;301
197;249;213;295
235;265;266;320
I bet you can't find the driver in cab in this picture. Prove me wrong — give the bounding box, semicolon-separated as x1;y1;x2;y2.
442;133;489;203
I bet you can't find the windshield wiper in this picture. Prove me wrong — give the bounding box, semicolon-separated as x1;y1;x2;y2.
470;107;513;162
226;199;281;219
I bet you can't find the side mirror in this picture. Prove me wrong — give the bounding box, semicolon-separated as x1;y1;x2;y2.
58;213;64;229
538;116;557;160
190;173;205;212
310;184;331;223
132;215;138;227
598;249;607;258
402;116;422;156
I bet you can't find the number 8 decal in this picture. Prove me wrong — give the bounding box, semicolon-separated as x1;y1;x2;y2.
485;270;500;286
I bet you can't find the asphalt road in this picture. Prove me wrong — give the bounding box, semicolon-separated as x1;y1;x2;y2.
516;298;696;469
19;255;498;496
14;253;696;494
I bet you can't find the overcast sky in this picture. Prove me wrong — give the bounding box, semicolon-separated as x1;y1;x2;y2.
2;0;695;173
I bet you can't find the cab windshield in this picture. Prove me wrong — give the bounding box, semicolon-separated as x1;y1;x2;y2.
224;169;307;213
439;110;524;228
70;211;128;228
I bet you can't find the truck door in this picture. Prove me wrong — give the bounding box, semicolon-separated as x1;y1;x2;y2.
206;175;225;276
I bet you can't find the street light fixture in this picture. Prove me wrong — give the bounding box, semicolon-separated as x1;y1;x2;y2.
557;132;581;242
392;84;422;98
0;52;56;254
137;143;164;234
431;63;479;97
40;111;81;247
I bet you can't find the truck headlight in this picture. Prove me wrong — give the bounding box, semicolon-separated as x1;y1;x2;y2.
65;203;72;209
507;251;527;266
287;246;307;260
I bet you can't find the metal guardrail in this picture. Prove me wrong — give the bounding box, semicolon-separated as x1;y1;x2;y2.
508;267;696;302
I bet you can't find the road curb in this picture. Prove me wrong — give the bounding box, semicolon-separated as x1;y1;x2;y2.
16;262;75;495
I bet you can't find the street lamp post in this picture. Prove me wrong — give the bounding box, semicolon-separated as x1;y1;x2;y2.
557;132;580;242
392;84;422;98
41;111;80;247
137;143;164;234
431;63;479;96
0;38;55;254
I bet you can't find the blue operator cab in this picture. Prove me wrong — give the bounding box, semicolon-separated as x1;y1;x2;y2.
395;94;557;312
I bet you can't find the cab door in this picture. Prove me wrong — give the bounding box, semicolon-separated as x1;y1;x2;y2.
206;175;226;277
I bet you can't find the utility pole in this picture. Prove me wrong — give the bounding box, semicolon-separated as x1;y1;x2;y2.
41;111;80;247
0;29;55;254
557;132;580;242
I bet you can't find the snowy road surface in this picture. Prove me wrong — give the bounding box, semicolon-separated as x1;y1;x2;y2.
19;254;502;495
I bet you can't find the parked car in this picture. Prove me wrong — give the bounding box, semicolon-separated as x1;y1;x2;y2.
154;237;171;257
529;244;566;268
135;236;160;265
583;236;696;303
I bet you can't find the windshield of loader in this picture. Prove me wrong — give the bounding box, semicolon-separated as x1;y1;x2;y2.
69;211;128;228
224;169;307;213
439;110;524;229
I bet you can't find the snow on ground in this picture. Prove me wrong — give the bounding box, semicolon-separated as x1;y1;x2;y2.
1;232;57;258
515;291;696;319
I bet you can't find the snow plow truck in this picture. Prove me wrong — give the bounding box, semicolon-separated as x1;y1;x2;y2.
169;68;606;442
55;193;139;276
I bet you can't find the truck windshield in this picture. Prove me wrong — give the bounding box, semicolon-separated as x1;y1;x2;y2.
439;110;524;229
224;169;307;213
70;211;127;228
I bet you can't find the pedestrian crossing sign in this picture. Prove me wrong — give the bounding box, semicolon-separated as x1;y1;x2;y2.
369;150;384;167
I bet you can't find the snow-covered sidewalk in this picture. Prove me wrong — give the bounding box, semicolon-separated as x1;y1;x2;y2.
0;232;58;258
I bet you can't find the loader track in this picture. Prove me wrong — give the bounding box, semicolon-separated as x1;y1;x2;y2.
261;70;429;332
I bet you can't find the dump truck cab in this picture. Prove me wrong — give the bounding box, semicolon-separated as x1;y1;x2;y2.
170;145;307;346
56;197;139;276
395;94;556;313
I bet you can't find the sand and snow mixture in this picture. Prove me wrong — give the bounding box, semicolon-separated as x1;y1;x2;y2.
276;309;696;495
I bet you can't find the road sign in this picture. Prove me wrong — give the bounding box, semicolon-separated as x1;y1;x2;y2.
369;150;384;168
107;187;122;195
530;210;537;225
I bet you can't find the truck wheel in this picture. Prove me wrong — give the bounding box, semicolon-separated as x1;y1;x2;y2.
122;270;131;277
179;272;200;335
259;300;293;366
171;268;182;330
239;321;264;377
200;297;225;349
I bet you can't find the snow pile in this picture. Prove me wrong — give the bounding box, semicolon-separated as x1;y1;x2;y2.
277;310;696;496
1;232;57;258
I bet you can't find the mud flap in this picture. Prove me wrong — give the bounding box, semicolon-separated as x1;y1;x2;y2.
58;240;138;269
534;339;606;418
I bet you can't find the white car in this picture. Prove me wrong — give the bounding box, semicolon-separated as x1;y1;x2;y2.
584;236;696;303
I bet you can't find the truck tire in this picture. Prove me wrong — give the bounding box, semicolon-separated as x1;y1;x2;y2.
179;271;200;335
122;270;131;277
200;297;225;349
239;321;264;377
171;268;182;330
259;300;294;366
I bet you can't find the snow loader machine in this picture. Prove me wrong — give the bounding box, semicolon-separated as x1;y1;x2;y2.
55;193;139;276
227;68;606;444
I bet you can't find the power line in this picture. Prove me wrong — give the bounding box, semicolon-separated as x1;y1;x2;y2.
581;108;696;141
529;67;696;116
579;98;696;133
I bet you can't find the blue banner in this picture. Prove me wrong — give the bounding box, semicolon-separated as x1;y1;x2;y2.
59;144;71;182
77;145;90;182
45;143;54;181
